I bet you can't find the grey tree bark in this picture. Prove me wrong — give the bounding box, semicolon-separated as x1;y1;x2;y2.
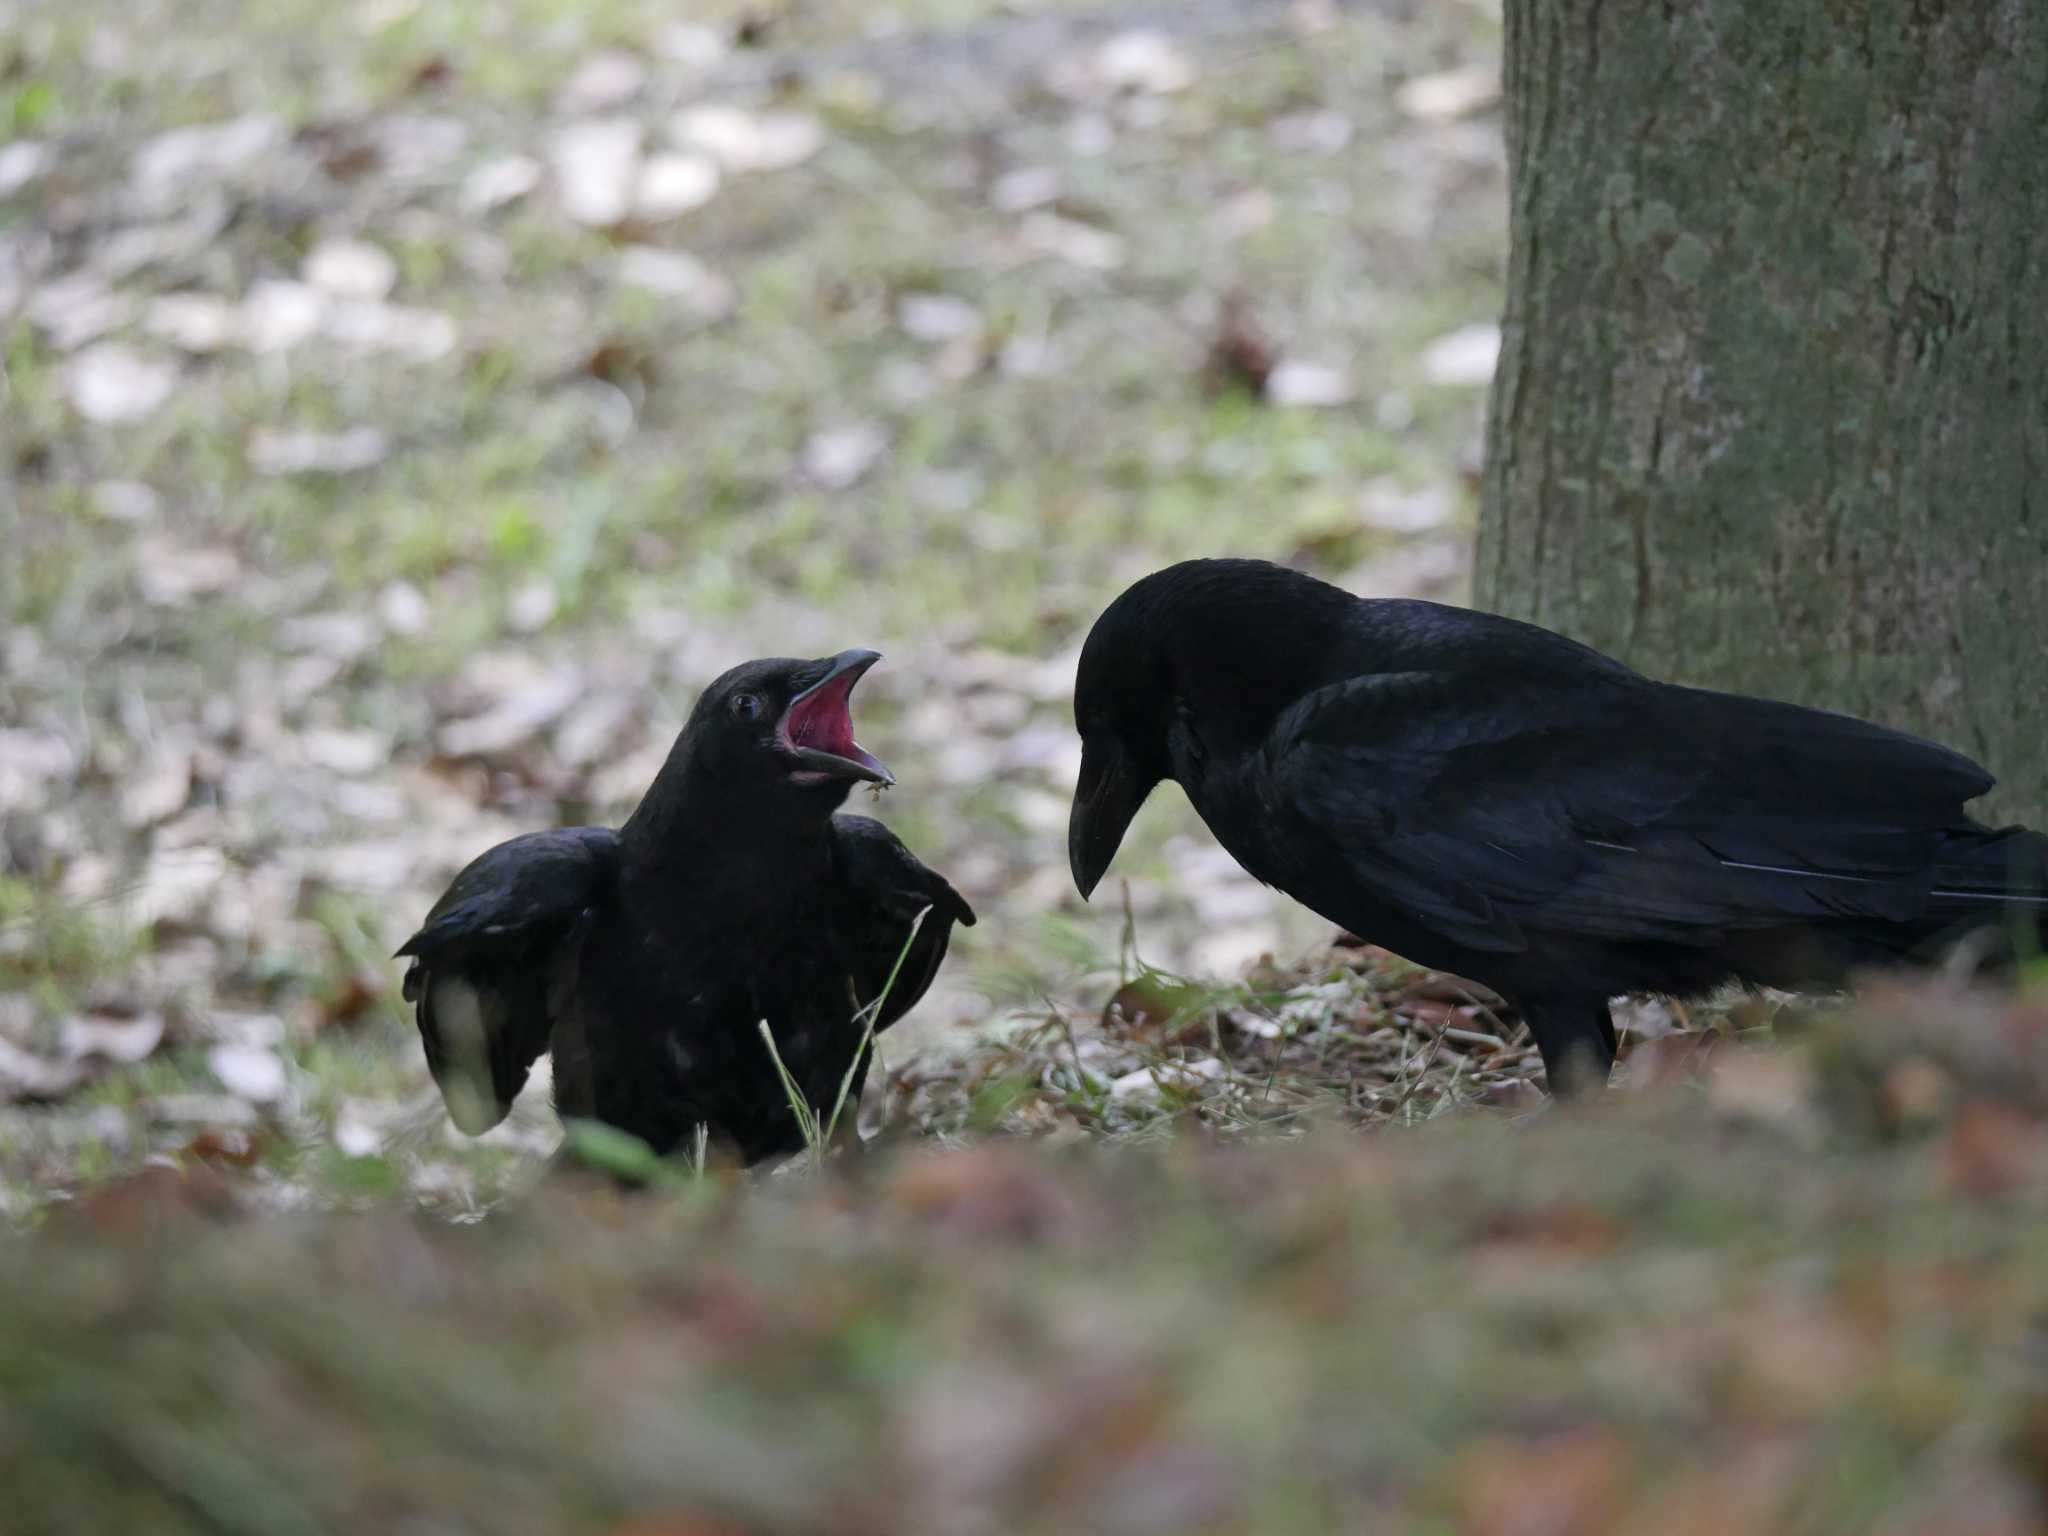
1476;0;2048;822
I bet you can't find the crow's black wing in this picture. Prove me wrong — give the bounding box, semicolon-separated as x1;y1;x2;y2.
831;815;975;1035
1265;668;1995;955
395;826;618;1133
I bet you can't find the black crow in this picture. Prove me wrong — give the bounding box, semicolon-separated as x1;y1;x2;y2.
397;650;974;1163
1068;559;2048;1094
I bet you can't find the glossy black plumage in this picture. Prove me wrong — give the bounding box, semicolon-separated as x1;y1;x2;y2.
1068;559;2048;1093
397;651;973;1163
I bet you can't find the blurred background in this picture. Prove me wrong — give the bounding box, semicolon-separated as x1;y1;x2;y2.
2;0;1507;1196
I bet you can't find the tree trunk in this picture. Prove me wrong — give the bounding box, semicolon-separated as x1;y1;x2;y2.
1477;0;2048;822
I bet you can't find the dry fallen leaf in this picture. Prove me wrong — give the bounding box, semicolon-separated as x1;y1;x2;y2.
333;1101;386;1157
93;480;161;521
654;21;727;70
555;690;643;769
617;247;735;318
0;730;79;814
320;299;457;360
438;665;585;758
370;113;468;181
303;238;398;301
320;840;419;891
799;423;888;491
135;540;243;606
897;292;981;344
145;293;242;352
278;613;375;664
378;580;431;636
550;118;644;227
463;154;543;213
671;106;824;172
128;846;230;929
506;579;557;633
635;153;721;220
1456;1430;1630;1536
1420;323;1502;387
1942;1099;2047;1198
1101;976;1188;1036
30;274;135;351
241;279;327;352
990;165;1060;213
248;426;389;475
1108;1058;1226;1103
1096;31;1194;94
130;114;285;203
0;1038;87;1103
298;729;391;776
63;344;179;423
556;49;647;115
1271;109;1354;154
1050;30;1194;100
209;1043;289;1103
120;749;193;828
0;140;49;198
1017;211;1126;271
1396;63;1502;123
185;1127;268;1166
1263;358;1354;408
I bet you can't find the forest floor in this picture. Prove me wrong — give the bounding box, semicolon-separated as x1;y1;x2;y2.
6;2;2048;1532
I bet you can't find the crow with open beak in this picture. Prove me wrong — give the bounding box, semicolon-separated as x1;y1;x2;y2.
397;650;974;1165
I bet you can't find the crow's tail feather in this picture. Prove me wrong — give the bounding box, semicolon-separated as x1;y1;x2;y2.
1930;825;2048;905
1918;824;2048;966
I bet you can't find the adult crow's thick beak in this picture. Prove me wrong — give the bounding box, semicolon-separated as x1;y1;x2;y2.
1068;737;1155;898
780;649;894;786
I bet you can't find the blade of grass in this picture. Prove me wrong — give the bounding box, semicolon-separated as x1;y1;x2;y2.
821;904;932;1152
756;1019;822;1166
559;1117;699;1191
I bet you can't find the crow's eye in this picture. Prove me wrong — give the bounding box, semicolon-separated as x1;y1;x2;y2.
730;692;765;722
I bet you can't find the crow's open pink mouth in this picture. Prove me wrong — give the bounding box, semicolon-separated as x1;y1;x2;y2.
779;650;893;786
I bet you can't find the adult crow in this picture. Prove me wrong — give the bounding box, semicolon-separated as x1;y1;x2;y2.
397;650;974;1163
1068;559;2048;1094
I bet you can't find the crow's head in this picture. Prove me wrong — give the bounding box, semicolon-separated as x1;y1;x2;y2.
1069;559;1355;898
685;650;894;811
1069;597;1173;901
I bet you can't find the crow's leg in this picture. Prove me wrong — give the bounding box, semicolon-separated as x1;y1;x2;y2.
1521;998;1617;1098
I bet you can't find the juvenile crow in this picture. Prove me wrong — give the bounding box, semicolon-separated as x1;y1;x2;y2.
1068;559;2048;1094
397;650;974;1163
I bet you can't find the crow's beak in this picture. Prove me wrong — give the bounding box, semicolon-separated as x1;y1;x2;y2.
1069;737;1155;899
781;649;894;786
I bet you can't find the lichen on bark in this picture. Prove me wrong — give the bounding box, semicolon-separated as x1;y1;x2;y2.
1479;0;2048;821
